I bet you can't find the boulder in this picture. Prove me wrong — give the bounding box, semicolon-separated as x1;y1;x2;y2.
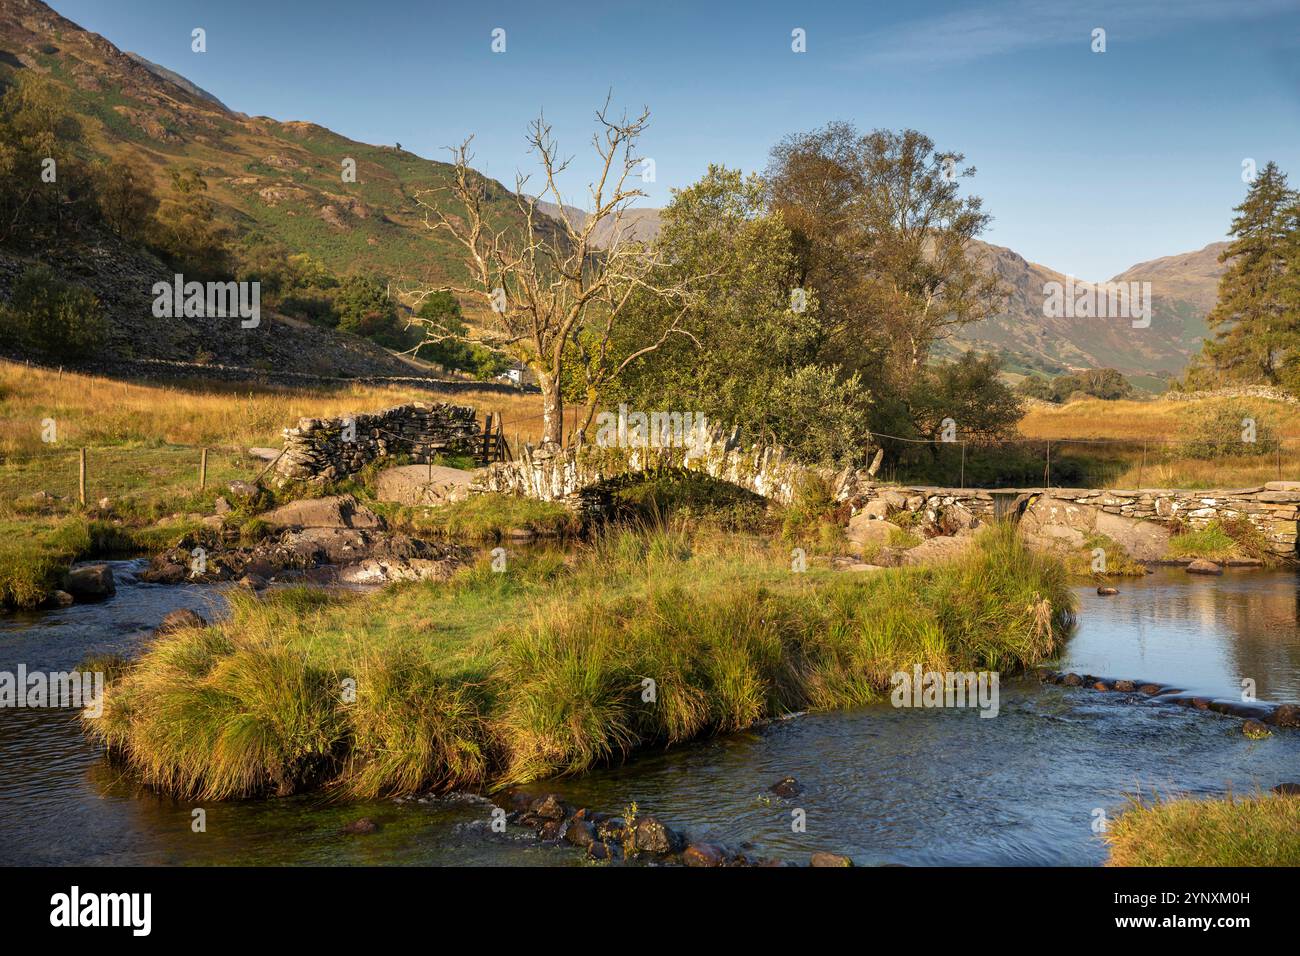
810;852;854;867
260;494;384;531
769;776;802;798
682;843;728;867
900;535;974;566
66;563;115;601
1243;719;1272;740
845;514;896;550
373;464;476;507
1094;510;1170;562
50;590;74;607
1097;586;1118;596
565;819;597;848
1268;704;1300;729
1186;559;1223;575
632;816;684;855
1271;783;1300;796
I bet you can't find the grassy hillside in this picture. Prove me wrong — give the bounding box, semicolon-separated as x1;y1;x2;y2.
0;0;527;289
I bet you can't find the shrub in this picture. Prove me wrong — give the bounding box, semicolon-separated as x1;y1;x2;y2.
1181;402;1276;459
0;266;107;359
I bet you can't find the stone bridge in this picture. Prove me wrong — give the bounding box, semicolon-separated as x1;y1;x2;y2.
271;405;1299;556
472;426;829;510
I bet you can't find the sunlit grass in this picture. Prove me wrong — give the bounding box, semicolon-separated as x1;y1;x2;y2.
87;522;1075;800
1105;792;1300;866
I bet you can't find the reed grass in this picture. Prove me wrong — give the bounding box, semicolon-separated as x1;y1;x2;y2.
86;521;1075;800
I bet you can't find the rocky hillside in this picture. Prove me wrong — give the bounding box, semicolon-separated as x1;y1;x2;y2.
0;0;528;287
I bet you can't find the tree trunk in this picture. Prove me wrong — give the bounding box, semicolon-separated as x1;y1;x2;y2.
539;372;563;448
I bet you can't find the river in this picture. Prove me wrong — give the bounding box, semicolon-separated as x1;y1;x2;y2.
1;561;1297;866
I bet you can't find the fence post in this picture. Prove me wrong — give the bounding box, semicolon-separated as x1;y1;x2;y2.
199;448;208;491
481;413;494;464
959;442;966;489
1043;441;1051;491
1138;442;1146;488
78;447;86;506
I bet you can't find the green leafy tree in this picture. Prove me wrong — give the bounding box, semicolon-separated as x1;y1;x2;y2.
152;168;229;278
766;124;1006;395
95;160;159;242
0;73;96;244
612;166;871;463
907;351;1023;450
336;274;412;350
0;265;107;359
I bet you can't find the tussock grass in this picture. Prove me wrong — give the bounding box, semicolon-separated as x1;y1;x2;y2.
86;522;1075;800
1105;793;1300;866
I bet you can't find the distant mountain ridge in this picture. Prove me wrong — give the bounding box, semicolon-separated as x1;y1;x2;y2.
0;0;1226;378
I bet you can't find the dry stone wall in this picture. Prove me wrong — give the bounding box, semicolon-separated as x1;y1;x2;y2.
274;402;480;483
843;483;1300;556
474;427;821;510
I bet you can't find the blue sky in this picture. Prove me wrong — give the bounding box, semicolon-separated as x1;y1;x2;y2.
52;0;1300;280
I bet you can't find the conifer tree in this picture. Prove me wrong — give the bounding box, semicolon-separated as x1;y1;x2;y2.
1200;162;1299;385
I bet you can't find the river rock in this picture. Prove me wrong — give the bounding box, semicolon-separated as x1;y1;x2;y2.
155;608;206;634
1243;719;1272;739
682;843;728;867
341;817;380;834
632;816;684;855
1272;783;1300;796
1113;679;1137;691
1186;559;1223;575
213;496;232;515
50;590;74;607
587;841;622;862
1097;586;1118;596
66;563;115;601
769;776;802;798
530;794;568;821
1268;704;1300;728
810;851;854;867
565;819;597;848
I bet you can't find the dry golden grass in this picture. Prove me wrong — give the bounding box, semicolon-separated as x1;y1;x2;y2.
1020;396;1300;441
0;359;550;457
1020;396;1300;489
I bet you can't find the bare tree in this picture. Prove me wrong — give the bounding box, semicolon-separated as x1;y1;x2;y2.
409;97;699;448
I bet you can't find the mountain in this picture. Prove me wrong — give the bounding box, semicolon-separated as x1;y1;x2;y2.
0;0;525;284
534;200;662;248
0;0;1226;380
946;241;1227;378
124;52;231;113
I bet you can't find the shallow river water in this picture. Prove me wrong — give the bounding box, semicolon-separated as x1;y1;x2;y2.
1;561;1297;866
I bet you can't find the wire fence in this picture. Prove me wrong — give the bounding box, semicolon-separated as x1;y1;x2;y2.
4;422;1297;506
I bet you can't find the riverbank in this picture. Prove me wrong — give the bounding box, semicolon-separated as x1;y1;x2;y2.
1105;792;1300;866
85;522;1074;800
